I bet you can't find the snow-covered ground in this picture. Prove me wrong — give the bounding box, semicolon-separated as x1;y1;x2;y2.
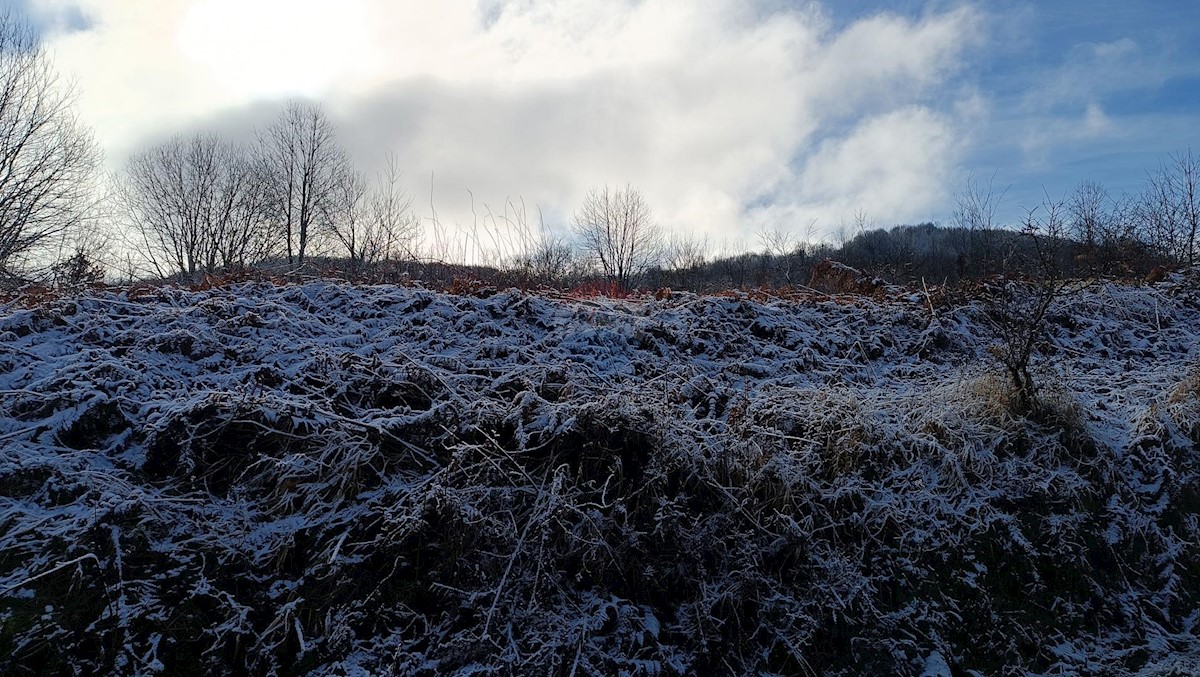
1;275;1198;674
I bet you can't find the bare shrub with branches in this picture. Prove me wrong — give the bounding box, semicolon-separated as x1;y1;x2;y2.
512;234;575;285
983;193;1088;413
50;239;106;287
1067;180;1158;275
0;13;101;278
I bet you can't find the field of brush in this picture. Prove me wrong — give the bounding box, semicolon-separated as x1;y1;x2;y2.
1;273;1199;675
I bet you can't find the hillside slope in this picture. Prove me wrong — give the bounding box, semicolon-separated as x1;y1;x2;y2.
1;276;1199;675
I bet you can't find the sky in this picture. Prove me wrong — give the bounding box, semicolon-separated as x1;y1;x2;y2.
6;0;1200;246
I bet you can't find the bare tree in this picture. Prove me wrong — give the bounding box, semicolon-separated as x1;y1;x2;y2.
952;172;1009;276
757;226;794;258
0;13;101;277
257;101;354;266
121;133;274;280
1140;148;1199;266
1068;180;1109;249
1139;170;1181;263
332;155;420;276
1106;192;1154;271
1065;180;1113;273
757;225;809;285
953;172;1005;231
666;232;709;271
655;231;710;289
331;169;369;274
845;208;883;269
366;157;421;263
571;184;662;289
1067;180;1156;275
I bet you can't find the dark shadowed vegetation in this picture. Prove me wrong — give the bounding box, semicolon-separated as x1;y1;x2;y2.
3;274;1200;674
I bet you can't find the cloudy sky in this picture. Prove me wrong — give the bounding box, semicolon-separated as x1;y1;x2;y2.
7;0;1200;244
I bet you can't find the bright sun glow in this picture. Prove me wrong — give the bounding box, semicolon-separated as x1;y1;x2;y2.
177;0;375;97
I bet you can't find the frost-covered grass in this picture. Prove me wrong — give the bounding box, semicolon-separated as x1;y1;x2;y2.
1;275;1199;675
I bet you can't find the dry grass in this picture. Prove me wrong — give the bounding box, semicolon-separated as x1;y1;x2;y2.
1;280;1197;675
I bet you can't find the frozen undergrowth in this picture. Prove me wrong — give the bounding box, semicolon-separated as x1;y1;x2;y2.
0;273;1198;675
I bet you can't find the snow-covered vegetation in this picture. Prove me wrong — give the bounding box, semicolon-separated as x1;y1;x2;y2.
2;272;1200;675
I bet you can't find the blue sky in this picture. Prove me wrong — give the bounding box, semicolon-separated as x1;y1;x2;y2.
819;0;1200;222
4;0;1199;240
953;1;1199;220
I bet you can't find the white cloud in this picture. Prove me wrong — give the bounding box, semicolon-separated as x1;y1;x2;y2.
1012;31;1196;166
1010;31;1152;167
799;107;958;213
1082;102;1113;137
176;0;376;98
1018;102;1118;169
749;106;964;233
806;7;980;118
32;0;984;241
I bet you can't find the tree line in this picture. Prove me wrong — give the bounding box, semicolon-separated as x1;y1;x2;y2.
1;11;1197;293
120;103;422;280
